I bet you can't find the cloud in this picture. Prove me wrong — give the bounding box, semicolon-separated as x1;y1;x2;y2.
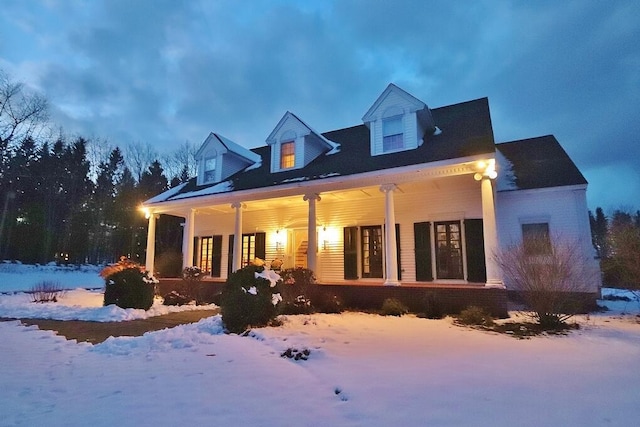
0;0;638;209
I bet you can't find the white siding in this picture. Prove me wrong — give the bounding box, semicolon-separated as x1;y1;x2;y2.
496;186;601;292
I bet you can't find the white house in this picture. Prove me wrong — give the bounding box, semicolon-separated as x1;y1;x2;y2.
143;84;601;312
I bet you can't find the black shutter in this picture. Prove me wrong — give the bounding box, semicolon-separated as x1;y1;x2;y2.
227;234;234;275
212;235;222;277
414;222;433;281
395;223;402;280
465;219;486;283
255;232;266;261
343;226;358;279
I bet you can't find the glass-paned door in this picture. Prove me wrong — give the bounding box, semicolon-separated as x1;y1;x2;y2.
242;234;256;266
361;226;383;278
435;221;463;279
199;236;213;274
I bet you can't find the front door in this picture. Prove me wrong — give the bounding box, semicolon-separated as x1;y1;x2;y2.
361;226;383;278
435;221;463;279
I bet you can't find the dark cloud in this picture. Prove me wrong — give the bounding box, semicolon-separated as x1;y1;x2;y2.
1;0;638;209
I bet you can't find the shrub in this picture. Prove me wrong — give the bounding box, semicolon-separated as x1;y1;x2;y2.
380;298;409;316
420;291;445;319
278;267;316;314
456;306;495;326
314;292;344;314
495;235;596;328
101;257;157;310
220;264;282;333
154;251;183;278
30;280;63;303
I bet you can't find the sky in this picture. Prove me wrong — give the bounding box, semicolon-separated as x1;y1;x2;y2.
1;0;638;211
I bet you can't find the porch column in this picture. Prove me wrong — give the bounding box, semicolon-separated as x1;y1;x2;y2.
480;177;503;287
145;212;157;274
380;184;400;286
231;202;243;272
182;209;195;269
303;193;321;274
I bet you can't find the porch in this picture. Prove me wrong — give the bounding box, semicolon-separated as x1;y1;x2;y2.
156;278;508;318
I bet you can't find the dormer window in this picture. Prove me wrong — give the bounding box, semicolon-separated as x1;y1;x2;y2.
383;115;404;151
204;157;217;182
280;141;295;169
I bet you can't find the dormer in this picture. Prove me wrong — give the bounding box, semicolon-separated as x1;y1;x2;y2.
266;111;340;173
194;132;261;186
362;83;435;156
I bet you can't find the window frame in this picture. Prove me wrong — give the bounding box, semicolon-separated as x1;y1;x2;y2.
203;156;217;183
279;140;295;170
521;222;551;255
382;115;404;152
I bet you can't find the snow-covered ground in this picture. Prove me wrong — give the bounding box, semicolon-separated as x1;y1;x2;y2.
1;266;639;426
0;262;104;293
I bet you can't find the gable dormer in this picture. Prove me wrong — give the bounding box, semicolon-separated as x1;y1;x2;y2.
266;111;339;173
362;83;435;156
194;132;261;186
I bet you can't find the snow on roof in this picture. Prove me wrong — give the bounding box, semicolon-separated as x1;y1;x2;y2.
144;182;189;204
495;149;518;191
170;180;233;200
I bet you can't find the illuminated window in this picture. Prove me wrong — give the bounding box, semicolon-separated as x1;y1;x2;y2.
204;157;216;182
383;116;404;151
198;236;213;274
242;234;256;266
280;141;295;169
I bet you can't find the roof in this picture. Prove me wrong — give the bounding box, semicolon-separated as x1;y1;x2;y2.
147;97;497;203
497;135;587;190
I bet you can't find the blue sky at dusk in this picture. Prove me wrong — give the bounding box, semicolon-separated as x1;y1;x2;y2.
1;0;638;211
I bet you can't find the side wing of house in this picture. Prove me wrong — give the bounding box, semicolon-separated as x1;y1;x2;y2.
496;136;601;294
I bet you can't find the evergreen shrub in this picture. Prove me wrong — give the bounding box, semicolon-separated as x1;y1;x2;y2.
380;297;409;316
456;306;495;326
220;264;282;333
101;257;156;310
279;267;316;314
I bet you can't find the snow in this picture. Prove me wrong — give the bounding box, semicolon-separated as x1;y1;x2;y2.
1;266;639;426
170;180;233;200
0;262;103;293
143;181;188;204
496;148;518;191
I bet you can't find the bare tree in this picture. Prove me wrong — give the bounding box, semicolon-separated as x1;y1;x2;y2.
125;140;158;183
495;235;598;327
86;137;114;182
162;140;197;183
0;69;49;149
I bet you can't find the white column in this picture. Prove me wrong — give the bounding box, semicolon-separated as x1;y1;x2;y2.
380;184;400;286
145;213;157;274
303;193;321;274
231;202;243;272
481;177;503;287
182;209;195;269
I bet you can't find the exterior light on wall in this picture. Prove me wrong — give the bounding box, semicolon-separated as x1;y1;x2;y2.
275;229;286;251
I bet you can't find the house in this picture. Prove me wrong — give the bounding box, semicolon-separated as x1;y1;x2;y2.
143;84;601;315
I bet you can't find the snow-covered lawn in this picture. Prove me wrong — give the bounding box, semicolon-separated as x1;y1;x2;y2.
1;265;639;426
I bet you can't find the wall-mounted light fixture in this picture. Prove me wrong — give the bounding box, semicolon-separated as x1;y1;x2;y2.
474;158;497;181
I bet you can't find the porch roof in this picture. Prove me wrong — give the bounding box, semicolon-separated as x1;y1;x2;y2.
147;97;496;205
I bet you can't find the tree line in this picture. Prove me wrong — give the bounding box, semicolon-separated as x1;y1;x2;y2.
0;70;194;265
589;207;640;289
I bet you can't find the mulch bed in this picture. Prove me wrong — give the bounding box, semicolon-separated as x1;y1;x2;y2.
0;309;219;344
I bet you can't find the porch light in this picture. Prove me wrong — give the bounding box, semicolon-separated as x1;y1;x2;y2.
274;229;286;251
140;206;151;219
319;225;338;250
474;159;497;181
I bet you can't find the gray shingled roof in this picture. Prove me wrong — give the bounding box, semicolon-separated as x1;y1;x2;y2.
497;135;587;190
156;97;496;202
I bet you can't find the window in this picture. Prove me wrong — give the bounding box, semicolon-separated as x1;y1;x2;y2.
361;226;383;278
204;157;217;182
383;116;404;151
522;223;551;255
242;234;256;266
280;141;295;169
198;236;213;274
435;221;463;279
